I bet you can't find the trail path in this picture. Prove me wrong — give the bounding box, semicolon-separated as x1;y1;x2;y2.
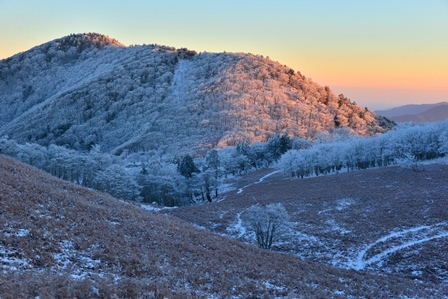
237;170;281;194
349;223;448;270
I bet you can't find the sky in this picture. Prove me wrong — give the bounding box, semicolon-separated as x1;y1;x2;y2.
0;0;447;110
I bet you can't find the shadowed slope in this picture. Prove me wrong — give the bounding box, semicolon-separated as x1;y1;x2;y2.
0;154;445;298
165;163;448;286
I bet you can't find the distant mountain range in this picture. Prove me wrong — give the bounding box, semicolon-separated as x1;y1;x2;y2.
0;33;394;155
376;102;448;123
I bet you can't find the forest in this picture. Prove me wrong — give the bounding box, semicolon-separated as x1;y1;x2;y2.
1;120;446;206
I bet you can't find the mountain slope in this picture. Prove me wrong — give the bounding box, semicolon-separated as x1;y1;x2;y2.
0;154;445;298
0;33;394;155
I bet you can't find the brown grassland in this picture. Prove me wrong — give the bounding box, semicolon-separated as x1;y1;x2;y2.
163;163;448;294
1;154;447;298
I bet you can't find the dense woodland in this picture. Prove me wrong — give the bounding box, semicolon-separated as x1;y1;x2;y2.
1;33;445;206
1;120;447;206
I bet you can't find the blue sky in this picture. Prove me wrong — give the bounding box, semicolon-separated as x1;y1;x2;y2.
1;0;447;109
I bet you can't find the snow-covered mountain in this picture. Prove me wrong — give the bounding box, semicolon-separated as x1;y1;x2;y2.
376;102;448;123
0;33;394;155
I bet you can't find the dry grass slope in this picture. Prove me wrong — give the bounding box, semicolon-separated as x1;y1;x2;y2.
0;155;446;298
165;164;448;292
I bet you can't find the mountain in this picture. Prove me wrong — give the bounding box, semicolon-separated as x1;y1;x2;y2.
1;154;445;297
0;33;394;156
376;102;448;123
390;105;448;123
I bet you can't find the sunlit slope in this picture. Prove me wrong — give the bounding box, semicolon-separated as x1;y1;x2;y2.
0;33;394;155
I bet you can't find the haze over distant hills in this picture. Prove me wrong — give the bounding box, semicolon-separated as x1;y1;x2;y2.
0;33;394;156
376;102;448;123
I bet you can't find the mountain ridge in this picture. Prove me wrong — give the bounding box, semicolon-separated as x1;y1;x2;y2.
389;105;448;123
375;102;448;118
0;33;394;155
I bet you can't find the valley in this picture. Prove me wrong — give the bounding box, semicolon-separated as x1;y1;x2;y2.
1;155;448;298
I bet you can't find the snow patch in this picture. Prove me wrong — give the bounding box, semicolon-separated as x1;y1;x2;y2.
325;219;351;235
140;204;178;212
0;245;30;271
263;280;286;292
16;229;30;237
53;240;102;279
218;183;236;195
4;228;30;238
336;198;355;211
226;212;247;239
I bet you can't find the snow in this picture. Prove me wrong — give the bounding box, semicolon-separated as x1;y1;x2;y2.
4;228;30;237
348;223;448;270
336;198;355;211
319;198;356;214
218;183;236;195
172;59;192;101
237;170;280;194
140;204;178;212
53;240;102;279
226;212;247;239
0;229;31;270
17;229;30;237
0;244;30;271
263;281;286;292
325;219;351;235
140;204;163;212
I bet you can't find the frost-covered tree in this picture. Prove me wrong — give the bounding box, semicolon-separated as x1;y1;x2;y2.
136;160;187;206
95;164;140;200
277;120;448;178
241;203;293;250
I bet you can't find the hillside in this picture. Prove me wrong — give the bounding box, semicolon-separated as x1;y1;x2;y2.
376;102;448;123
1;154;446;298
163;162;448;288
0;33;394;155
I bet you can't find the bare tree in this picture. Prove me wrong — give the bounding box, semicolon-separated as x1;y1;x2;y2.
241;203;292;250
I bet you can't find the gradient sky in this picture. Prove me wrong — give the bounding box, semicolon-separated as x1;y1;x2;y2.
1;0;447;109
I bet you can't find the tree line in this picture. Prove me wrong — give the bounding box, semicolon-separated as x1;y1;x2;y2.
278;121;448;178
1;120;446;206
